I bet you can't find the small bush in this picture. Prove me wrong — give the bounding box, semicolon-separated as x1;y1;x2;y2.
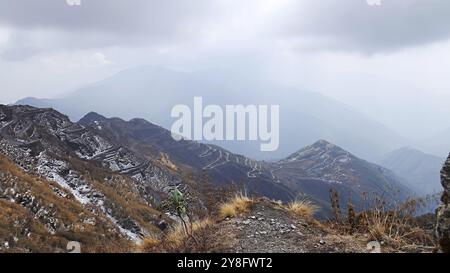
165;219;213;248
219;193;253;219
287;200;319;218
140;218;231;253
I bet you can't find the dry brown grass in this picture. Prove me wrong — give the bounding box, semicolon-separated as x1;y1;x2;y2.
358;204;433;248
139;218;231;253
328;194;436;250
0;154;132;253
219;193;253;219
165;219;214;248
286;200;319;218
138;237;161;253
159;153;178;171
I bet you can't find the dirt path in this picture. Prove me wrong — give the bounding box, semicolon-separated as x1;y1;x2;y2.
217;200;368;253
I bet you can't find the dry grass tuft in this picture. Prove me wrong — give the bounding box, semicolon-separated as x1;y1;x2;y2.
219;193;253;219
165;219;214;248
140;218;232;253
329;193;436;251
286;200;319;218
359;205;433;248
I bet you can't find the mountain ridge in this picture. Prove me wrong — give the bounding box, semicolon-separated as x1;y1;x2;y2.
14;65;408;161
0;104;419;252
76;110;414;216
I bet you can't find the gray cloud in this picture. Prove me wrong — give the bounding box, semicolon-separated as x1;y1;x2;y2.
0;0;220;49
276;0;450;53
0;0;210;31
2;0;450;54
0;45;39;61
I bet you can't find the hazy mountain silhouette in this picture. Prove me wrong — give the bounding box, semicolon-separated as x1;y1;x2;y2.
16;65;408;161
377;147;445;194
419;128;450;158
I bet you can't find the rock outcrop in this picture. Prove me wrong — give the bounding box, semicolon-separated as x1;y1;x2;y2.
436;154;450;252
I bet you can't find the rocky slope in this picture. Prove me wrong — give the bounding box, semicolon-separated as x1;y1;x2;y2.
217;200;367;253
0;154;132;252
436;154;450;252
0;105;178;247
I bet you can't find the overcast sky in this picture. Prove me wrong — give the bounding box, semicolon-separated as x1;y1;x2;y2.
1;0;450;139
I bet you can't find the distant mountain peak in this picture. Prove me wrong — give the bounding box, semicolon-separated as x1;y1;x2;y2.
273;138;412;207
128;117;151;125
78;111;108;124
284;139;350;163
311;139;337;148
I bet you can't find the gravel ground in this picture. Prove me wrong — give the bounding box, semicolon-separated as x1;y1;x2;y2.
217;199;369;253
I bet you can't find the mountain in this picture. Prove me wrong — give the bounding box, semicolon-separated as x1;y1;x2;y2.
420;128;450;158
270;140;413;215
77;111;414;216
0;104;295;244
377;147;445;195
1;104;414;231
0;153;132;252
77;111;295;202
15;65;408;161
0;104;181;247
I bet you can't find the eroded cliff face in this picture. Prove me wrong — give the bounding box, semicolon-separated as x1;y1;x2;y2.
436;154;450;252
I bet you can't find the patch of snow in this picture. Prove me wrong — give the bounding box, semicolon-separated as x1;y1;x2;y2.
50;173;90;205
0;120;13;130
327;180;343;185
105;214;142;243
36;152;102;206
338;156;351;163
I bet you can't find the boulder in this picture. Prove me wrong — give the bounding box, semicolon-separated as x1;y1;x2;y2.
436;154;450;252
441;154;450;202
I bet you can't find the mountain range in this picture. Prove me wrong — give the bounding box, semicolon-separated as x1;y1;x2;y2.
1;104;416;229
80;111;415;212
419;128;450;158
377;147;445;195
15;65;410;162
